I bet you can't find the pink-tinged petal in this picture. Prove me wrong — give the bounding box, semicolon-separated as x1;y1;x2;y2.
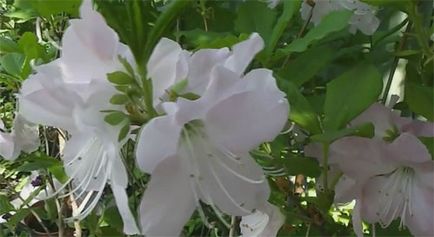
0;133;16;160
240;203;284;237
187;48;230;95
405;181;434;236
135;115;182;174
350;13;380;35
330;137;396;181
147;38;189;102
334;175;358;203
352;201;364;237
61;1;122;82
111;184;140;235
11;115;39;154
386;133;432;166
139;156;196;236
401;120;434;137
359;176;393;224
204;69;288;153
350;103;405;138
223;33;264;76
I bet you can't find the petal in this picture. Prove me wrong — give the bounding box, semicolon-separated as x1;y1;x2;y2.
147;38;189;102
352;201;364;237
0;133;16;160
401;120;434;137
240;203;285;237
330;137;396;181
349;103;405;138
334;175;358;203
187;48;230;95
135;115;182;174
350;13;380;35
139;156;196;236
111;184;141;235
405;181;434;236
11;115;39;154
386;133;432;166
179;133;270;216
205;69;288;153
223;33;264;76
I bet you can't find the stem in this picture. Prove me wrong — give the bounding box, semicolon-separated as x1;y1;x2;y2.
381;22;412;104
69;189;82;237
228;216;236;237
322;143;329;190
17;196;52;237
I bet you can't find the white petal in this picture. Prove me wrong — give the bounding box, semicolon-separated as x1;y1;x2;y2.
352;201;364;237
204;69;288;153
179;133;270;216
387;133;432;166
135;115;182;174
223;33;264;76
240;203;285;237
0;133;16;160
11;115;39;154
111;184;140;235
139;156;196;236
187;48;230;95
405;181;434;236
334;175;358;203
147;38;189;102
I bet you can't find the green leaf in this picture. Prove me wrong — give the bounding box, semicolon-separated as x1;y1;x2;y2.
107;71;135;85
311;122;375;143
265;0;301;58
104;112;127;126
31;0;81;17
234;0;277;45
285;81;322;134
279;155;321;177
405;82;434;121
118;122;130;142
323;63;383;131
278;10;353;54
0;195;15;216
0;53;25;78
0;37;20;53
279;45;334;87
17;32;44;60
6;208;31;228
110;94;129;105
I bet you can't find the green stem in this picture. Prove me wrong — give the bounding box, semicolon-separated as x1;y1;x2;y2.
322;143;329;190
381;22;412;104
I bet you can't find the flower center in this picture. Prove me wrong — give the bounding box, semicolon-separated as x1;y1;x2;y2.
377;167;415;229
179;121;265;227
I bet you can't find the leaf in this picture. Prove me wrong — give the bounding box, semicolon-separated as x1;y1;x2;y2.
0;37;20;53
279;45;334;87
278;10;353;54
405;82;434;121
285;81;322;134
118;122;130;142
311;122;375;143
0;53;25;78
110;94;129;105
31;0;81;17
265;0;301;57
107;71;135;85
104;112;128;126
279;155;321;177
234;0;277;45
0;195;15;216
323;63;383;131
17;32;44;60
6;208;31;228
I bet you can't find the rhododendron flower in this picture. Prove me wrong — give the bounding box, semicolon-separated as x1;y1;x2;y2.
306;103;434;236
147;33;264;104
301;0;380;35
17;0;139;234
240;203;285;236
135;64;289;235
0;115;39;160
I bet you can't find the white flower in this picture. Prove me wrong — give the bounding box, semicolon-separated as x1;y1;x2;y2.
240;203;285;237
300;0;380;35
147;33;264;105
17;0;139;234
136;38;289;235
0;114;39;160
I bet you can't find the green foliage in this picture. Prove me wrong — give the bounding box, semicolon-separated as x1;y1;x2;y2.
405;81;434;121
323;63;383;131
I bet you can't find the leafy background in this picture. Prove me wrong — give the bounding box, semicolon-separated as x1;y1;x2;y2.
0;0;432;236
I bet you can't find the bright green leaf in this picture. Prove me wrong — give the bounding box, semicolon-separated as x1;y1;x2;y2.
110;94;129;105
0;53;25;78
0;37;20;53
324;63;382;131
104;112;127;126
107;71;135;85
405;82;434;121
